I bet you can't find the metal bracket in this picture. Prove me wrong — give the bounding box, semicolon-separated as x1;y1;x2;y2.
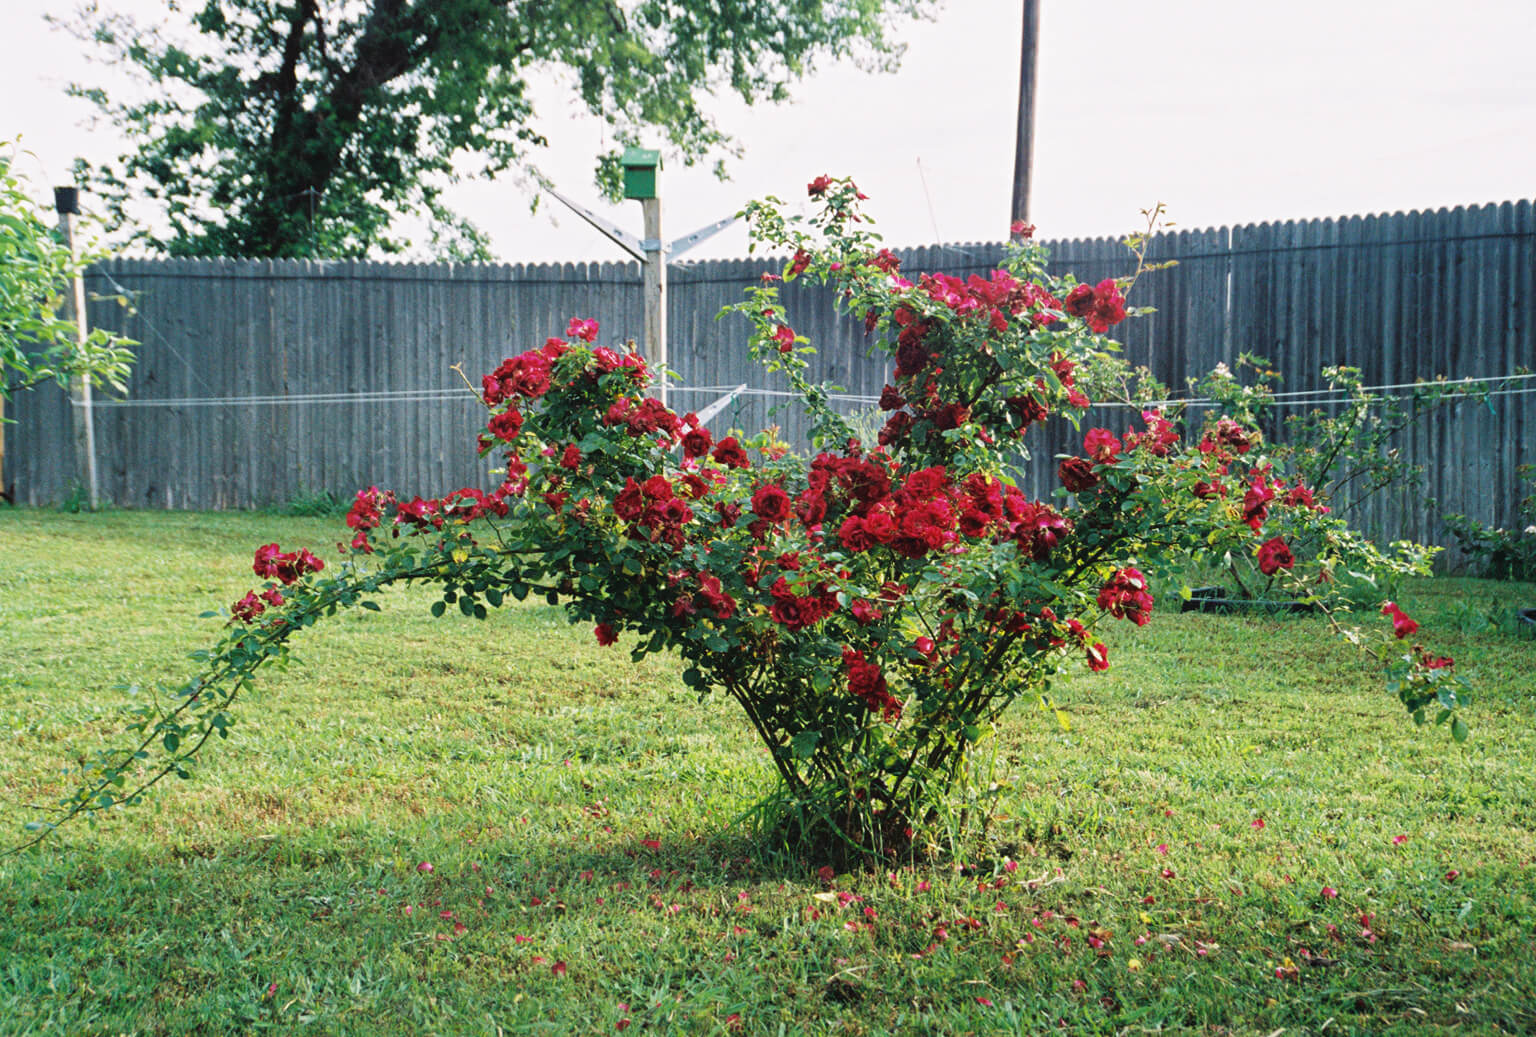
546;188;646;261
669;214;739;261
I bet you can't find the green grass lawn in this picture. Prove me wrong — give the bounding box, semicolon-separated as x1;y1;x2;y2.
2;509;1534;1035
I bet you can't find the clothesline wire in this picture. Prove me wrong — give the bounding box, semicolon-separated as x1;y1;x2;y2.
76;380;1536;411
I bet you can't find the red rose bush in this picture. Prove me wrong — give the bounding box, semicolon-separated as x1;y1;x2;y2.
32;179;1469;860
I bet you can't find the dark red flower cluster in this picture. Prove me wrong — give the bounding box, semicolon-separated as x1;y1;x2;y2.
690;572;737;620
566;317;599;342
1045;353;1092;410
1063;279;1128;334
613;475;695;549
482;407;525;448
1058;456;1098;493
1004;496;1072;562
440;486;511;522
829;464;960;559
1382;601;1419;639
807;175;834;197
711;436;751;469
1257;536;1295;575
482;350;552;405
1416;645;1453;670
751;484;793;524
395;495;442;529
603;396;683;442
842;647;901;721
1282;483;1329;514
1200;418;1253;457
1096;567;1153;626
927;269;1058;332
868;248;902;275
1123;409;1180;457
1083;428;1122;464
680;422;713;460
253;543;325;585
589;345;649;384
231;586;286;624
1241;475;1276;531
769;574;838;630
1005;393;1049;436
345;486;391;552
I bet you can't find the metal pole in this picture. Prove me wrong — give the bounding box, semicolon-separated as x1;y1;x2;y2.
640;196;667;407
54;186;99;509
1010;0;1041;236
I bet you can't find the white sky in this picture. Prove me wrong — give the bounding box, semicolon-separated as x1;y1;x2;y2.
3;0;1534;262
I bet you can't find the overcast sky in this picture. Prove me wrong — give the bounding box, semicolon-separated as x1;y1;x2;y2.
4;0;1534;262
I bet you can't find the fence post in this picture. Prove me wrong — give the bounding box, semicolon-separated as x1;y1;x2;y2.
54;185;98;509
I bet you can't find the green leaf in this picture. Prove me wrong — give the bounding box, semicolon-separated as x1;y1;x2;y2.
459;595;476;617
430;600;446;618
360;600;381;611
1451;717;1470;742
790;730;820;760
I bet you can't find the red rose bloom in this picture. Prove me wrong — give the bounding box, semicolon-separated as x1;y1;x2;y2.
711;437;751;469
594;623;618;646
1257;536;1295;575
1381;601;1419;639
1096;568;1153;626
566;317;599;342
641;474;673;501
232;592;264;624
1058;457;1099;493
842;646;901;721
613;478;645;520
1242;476;1275;531
681;426;713;459
1083;428;1122;465
751;484;793;523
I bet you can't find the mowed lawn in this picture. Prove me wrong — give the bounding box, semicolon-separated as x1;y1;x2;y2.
1;509;1534;1036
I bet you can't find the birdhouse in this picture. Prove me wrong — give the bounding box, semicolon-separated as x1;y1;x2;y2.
621;147;661;200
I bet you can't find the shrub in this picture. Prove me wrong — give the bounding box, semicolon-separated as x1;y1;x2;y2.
27;179;1469;862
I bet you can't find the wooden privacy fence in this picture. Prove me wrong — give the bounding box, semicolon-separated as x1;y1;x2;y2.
5;200;1533;556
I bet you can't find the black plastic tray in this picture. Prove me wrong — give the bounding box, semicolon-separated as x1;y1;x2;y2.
1179;585;1319;615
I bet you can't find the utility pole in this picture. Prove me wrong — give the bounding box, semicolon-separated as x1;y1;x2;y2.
54;185;99;509
1010;0;1041;237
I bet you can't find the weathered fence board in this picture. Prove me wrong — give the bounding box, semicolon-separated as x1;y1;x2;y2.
6;202;1532;563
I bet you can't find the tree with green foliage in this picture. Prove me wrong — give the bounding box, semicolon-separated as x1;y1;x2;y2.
63;0;924;260
0;148;134;405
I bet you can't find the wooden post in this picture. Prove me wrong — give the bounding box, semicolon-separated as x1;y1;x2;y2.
55;186;99;509
641;196;667;407
1010;0;1041;235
